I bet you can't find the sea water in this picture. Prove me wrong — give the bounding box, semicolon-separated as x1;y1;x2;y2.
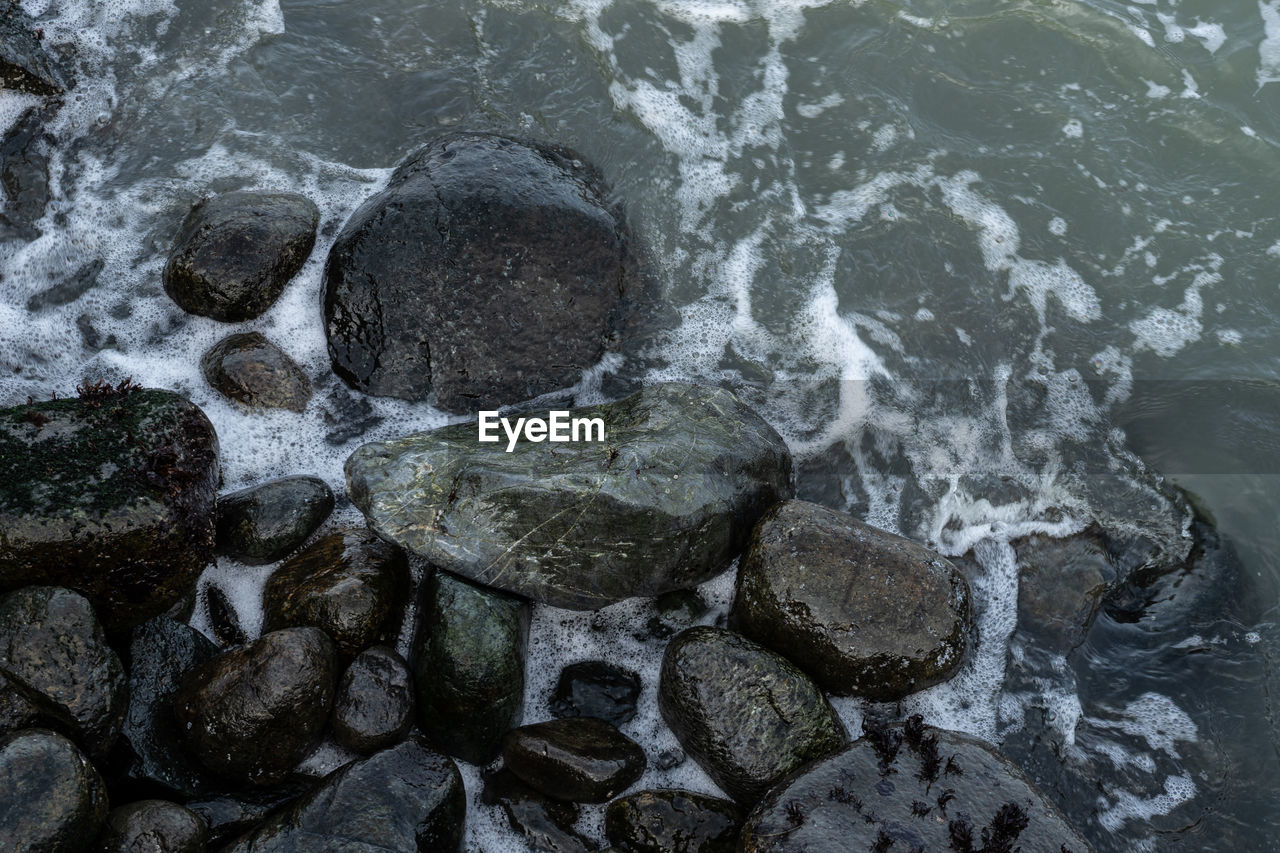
3;0;1280;849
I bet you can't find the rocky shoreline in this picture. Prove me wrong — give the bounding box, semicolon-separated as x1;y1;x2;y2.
0;87;1224;852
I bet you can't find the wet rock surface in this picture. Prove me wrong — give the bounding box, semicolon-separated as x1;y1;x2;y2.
0;664;74;737
347;382;794;609
173;627;336;786
0;586;125;758
604;789;743;853
261;528;408;660
163;190;318;322
740;717;1095;853
482;767;595;853
200;332;313;413
201;584;248;648
643;589;708;640
97;800;206;853
1016;530;1113;651
0;729;108;852
324;131;636;410
0;387;219;631
185;784;311;848
222;736;466;853
120;615;219;797
0;6;71;96
503;717;646;803
731;499;971;700
414;570;529;765
215;475;334;564
659;626;846;805
549;660;641;726
0;105;55;241
331;645;414;754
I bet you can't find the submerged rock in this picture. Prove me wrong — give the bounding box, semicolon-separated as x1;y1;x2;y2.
97;800;207;853
0;105;55;242
331;645;415;755
549;660;641;726
222;736;465;853
215;475;334;564
347;383;793;609
502;718;646;803
0;386;219;631
659;626;846;805
173;627;336;786
604;789;743;853
120;615;219;797
0;586;125;758
200;332;313;413
0;730;108;852
1016;530;1113;651
324;131;636;411
739;717;1095;853
261;528;408;660
731;500;970;700
482;767;595;853
163;190;319;322
0;6;71;96
414;570;529;765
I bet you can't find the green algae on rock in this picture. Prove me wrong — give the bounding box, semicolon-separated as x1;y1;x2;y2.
731;499;971;701
0;386;219;631
345;383;793;609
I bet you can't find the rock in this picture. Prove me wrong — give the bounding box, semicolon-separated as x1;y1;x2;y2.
26;259;103;311
0;386;219;632
347;382;794;609
97;800;206;853
481;767;595;853
503;718;646;803
604;789;743;853
0;664;70;736
323;131;636;411
414;570;529;765
215;475;334;564
739;716;1095;853
201;584;247;648
163;191;319;322
0;6;71;96
549;661;641;726
0;730;107;851
331;645;414;754
0;587;125;758
0;105;55;242
200;332;313;413
261;528;408;661
173;627;336;786
1016;530;1113;652
643;589;708;640
119;616;219;797
658;626;846;805
730;500;971;701
222;736;465;853
185;785;310;849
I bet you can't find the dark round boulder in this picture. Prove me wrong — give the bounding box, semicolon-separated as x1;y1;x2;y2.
215;475;334;565
221;736;465;853
173;627;337;786
200;332;313;413
163;191;319;322
604;789;743;853
97;800;206;853
659;626;846;805
261;528;408;661
502;717;646;803
0;729;108;852
0;586;126;759
414;570;529;765
323;131;635;411
731;500;970;701
481;767;595;853
331;645;414;754
120;616;220;797
549;660;641;726
0;387;219;632
740;716;1095;853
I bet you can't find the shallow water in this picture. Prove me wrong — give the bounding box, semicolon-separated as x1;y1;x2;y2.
3;0;1280;848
